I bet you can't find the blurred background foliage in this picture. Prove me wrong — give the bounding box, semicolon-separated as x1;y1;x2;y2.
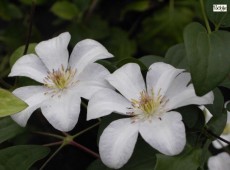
0;0;203;80
0;0;230;169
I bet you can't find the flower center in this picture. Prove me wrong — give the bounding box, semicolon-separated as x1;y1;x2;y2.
43;65;77;96
223;123;230;135
128;89;168;121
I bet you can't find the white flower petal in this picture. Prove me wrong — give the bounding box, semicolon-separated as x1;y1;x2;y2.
147;62;183;96
9;54;48;83
208;152;230;170
164;72;191;99
199;106;213;123
35;32;70;71
165;85;214;110
107;63;146;101
75;63;113;99
212;134;230;149
69;39;113;74
41;91;81;132
139;111;186;155
87;89;131;120
99;118;139;169
11;86;48;126
224;101;230;123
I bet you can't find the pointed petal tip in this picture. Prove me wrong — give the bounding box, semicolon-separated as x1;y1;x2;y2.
8;71;14;77
11;115;27;127
77;39;114;59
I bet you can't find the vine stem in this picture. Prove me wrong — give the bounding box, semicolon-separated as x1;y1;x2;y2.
70;141;99;158
43;141;63;147
85;0;99;21
200;0;211;33
169;0;174;13
205;128;230;145
40;143;65;170
72;121;100;138
23;0;36;55
37;121;100;169
33;131;64;140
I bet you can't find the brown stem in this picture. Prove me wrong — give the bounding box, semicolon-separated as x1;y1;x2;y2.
85;0;99;21
43;141;63;147
23;0;36;55
70;141;99;158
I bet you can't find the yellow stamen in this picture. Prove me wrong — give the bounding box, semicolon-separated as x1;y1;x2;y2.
43;65;77;96
129;89;168;121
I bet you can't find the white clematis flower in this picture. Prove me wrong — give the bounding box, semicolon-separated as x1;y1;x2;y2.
212;101;230;149
9;32;113;132
87;62;214;169
208;152;230;170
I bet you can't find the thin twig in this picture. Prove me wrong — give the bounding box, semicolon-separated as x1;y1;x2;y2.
205;128;230;145
200;0;211;33
33;131;64;140
43;141;63;147
23;0;36;55
61;131;69;136
70;141;99;158
73;121;100;138
40;144;65;170
85;0;99;21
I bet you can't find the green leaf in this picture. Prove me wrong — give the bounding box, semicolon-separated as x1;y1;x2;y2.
116;58;148;70
177;106;204;129
0;145;50;170
96;60;117;73
0;1;22;20
0;88;28;117
20;0;47;5
176;106;205;146
138;5;194;55
206;88;224;116
87;160;110;170
198;139;212;169
121;0;150;19
0;55;10;78
164;43;188;70
10;43;37;67
138;55;164;68
8;4;23;19
154;146;202;170
205;0;230;28
88;138;157;170
0;117;25;143
105;28;136;61
51;1;79;20
123;0;150;12
206;110;227;136
183;22;230;96
69;16;110;45
73;0;91;13
220;74;230;88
